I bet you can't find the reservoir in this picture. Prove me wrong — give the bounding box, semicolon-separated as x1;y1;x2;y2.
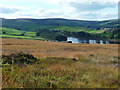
67;37;119;44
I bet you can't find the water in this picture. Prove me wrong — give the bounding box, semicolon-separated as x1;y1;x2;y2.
67;37;111;44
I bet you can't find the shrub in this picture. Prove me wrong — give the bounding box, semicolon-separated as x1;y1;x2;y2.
2;52;38;65
19;32;25;36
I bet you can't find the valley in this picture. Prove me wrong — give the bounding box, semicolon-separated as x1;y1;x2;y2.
1;18;119;88
0;18;119;42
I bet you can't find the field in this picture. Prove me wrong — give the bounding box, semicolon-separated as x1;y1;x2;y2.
1;38;119;88
1;27;36;36
0;27;46;40
1;27;109;39
2;38;118;58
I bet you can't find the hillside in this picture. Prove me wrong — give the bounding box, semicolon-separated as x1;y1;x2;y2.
1;18;118;31
0;18;119;41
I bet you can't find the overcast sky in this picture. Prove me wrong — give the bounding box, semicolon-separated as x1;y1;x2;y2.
0;0;119;20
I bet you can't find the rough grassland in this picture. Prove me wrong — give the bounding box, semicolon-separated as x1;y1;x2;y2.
2;38;119;88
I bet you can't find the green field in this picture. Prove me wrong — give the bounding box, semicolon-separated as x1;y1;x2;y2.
53;26;91;32
1;27;36;36
0;26;119;41
0;27;45;40
0;35;33;39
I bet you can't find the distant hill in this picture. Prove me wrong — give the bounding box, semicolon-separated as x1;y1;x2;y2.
1;18;118;31
1;18;119;40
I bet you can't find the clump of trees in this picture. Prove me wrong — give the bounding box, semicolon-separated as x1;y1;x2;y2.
36;29;50;36
110;29;120;39
55;35;67;41
2;31;6;34
35;28;120;41
36;29;68;41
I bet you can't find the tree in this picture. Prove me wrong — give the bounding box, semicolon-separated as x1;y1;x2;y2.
2;31;6;34
55;35;67;41
36;31;41;36
20;32;25;36
96;27;100;30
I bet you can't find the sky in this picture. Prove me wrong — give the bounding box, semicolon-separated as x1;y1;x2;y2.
0;0;119;21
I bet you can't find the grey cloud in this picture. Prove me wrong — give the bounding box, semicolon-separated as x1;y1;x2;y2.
69;2;117;11
0;7;21;13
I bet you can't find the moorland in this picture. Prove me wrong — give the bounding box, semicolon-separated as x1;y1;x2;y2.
1;18;119;88
1;38;119;88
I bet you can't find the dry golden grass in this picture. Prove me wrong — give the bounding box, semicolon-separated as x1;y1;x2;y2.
2;38;119;88
2;38;118;59
2;56;119;88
